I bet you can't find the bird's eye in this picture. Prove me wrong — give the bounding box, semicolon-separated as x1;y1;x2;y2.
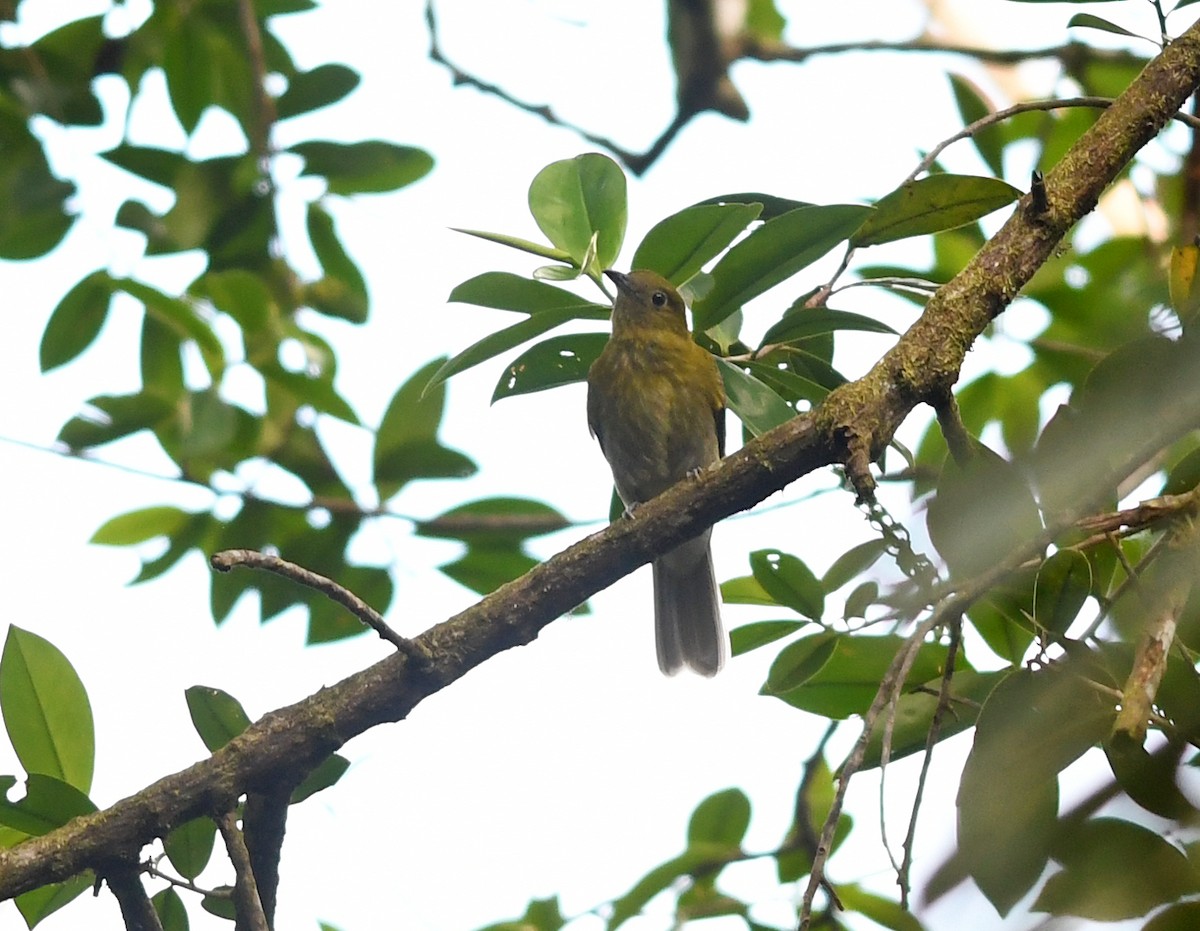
651;291;668;307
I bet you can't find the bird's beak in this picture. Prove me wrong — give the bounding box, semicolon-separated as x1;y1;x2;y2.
603;269;630;292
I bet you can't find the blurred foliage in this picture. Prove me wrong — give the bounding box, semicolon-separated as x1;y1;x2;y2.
2;0;1200;930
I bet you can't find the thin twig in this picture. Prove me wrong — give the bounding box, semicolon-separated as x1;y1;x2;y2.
898;617;962;907
216;811;269;931
210;549;422;659
908;95;1200;182
235;0;276;172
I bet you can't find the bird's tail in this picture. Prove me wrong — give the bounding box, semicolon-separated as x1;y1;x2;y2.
652;532;725;676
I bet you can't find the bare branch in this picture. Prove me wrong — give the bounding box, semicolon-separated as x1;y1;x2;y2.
217;811;269;931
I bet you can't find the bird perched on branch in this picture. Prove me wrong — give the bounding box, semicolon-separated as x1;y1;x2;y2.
586;269;727;676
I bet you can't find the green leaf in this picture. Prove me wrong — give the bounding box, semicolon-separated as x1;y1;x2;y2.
760;306;896;347
1067;13;1142;39
957;665;1115;915
859;669;1002;770
836;883;925;931
90;506;193;546
764;633;950;719
927;445;1043;579
1035;819;1196;920
0;110;75;259
716;359;796;437
718;574;778;606
749;549;824;620
117;278;225;382
0;774;96;835
375;358;477;500
692;204;873;331
185;685;252;752
39;272;115;372
15;872;91;927
440;545;540;597
153;888;189;931
448;272;609;316
0;628;94;793
57;392;176;451
290;140;433;195
729;620;805;656
631;203;762;285
687;788;750;848
165;816;217;880
690;191;812;220
276;63;360;119
492;332;608;402
1033;549;1091;635
194;269;273;331
451;228;572;263
948;74;1005;177
290;753;350;803
416;497;570;545
527;153;627;270
307;203;368;322
822;539;889;592
609;849;713;930
1144;902;1200;931
852;175;1021;247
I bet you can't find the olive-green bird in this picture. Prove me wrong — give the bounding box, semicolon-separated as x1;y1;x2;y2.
586;269;727;676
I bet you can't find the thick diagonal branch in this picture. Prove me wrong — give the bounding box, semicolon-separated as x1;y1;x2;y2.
2;18;1199;904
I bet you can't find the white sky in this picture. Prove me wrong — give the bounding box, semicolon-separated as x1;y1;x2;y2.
0;1;1191;930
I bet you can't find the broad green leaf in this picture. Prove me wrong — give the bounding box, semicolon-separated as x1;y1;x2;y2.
102;145;190;189
0;774;96;835
0;111;75;259
631;203;762;284
15;872;91;928
1067;13;1142;39
852;174;1021;247
375;358;476;499
476;897;566;931
90;506;193;546
440;545;539;597
165;816;217;880
742;360;831;406
307;203;368;322
276;63;360;119
291;140;433;195
492;332;608;401
451;228;572;263
744;0;786;40
429;308;602;392
417;497;570;545
0;628;94;792
760;306;896;347
716;359;796;437
843;581;878;620
750;549;824;619
153;888;189;931
692;204;872;331
718;573;777;606
185;685;252;752
822;539;889;592
1033;550;1091;635
927;444;1043;579
957;666;1114;915
39;272;115;372
57;393;176;450
194;269;273;331
948;73;1005;177
291;753;351;803
1035;819;1195;920
527;153;626;270
1144;903;1200;931
764;633;950;719
609;849;714;930
729;620;805;655
836;883;925;931
687;788;750;848
118;278;225;382
261;363;359;423
859;669;1002;770
690;191;812;220
448;272;608;316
